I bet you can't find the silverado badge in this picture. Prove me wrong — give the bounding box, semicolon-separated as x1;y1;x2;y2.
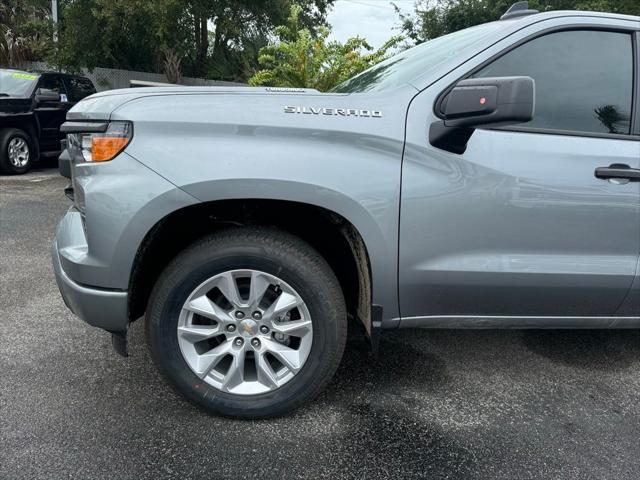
284;106;382;117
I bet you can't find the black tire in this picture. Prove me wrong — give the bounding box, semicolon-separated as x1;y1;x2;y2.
0;128;37;174
146;227;347;418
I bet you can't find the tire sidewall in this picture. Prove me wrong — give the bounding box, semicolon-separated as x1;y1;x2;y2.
147;235;345;417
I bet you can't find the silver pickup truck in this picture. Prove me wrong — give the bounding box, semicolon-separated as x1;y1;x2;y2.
53;5;640;418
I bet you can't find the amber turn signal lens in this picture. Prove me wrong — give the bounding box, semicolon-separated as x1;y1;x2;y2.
91;137;129;162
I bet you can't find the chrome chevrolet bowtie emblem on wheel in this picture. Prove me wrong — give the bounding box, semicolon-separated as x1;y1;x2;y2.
240;319;258;336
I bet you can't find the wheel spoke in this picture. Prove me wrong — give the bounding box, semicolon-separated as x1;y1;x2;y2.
271;319;312;338
178;324;221;343
194;340;232;378
255;352;279;389
185;295;232;323
263;338;303;373
221;350;246;391
248;271;271;308
217;272;243;308
264;291;300;320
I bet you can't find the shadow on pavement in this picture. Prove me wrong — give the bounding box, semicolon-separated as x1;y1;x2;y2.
522;329;640;371
303;331;480;478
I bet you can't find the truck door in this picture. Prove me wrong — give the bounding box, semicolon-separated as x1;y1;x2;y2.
400;28;640;321
33;74;71;152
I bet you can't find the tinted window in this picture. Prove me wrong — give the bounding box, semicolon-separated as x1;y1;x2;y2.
65;76;96;102
474;30;633;135
39;75;67;99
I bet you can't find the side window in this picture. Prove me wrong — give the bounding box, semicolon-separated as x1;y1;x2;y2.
64;77;96;102
38;75;67;100
474;30;634;135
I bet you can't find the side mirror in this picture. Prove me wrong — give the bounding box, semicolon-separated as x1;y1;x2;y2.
35;88;61;104
430;76;535;154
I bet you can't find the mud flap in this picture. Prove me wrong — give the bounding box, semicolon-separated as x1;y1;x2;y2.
368;305;383;356
111;331;129;357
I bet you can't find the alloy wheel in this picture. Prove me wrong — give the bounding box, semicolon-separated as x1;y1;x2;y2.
177;269;313;395
7;137;29;167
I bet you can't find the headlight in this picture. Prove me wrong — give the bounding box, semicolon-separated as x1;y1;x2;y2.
66;121;132;163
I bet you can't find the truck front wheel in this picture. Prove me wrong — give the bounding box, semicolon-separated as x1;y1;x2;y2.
0;128;36;174
146;227;348;418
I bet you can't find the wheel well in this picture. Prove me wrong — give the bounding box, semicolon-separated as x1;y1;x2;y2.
128;200;372;332
0;117;38;141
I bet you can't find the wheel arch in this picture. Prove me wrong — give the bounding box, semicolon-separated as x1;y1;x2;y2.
127;196;388;340
0;115;39;145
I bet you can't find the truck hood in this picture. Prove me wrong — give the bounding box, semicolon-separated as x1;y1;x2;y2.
67;86;329;121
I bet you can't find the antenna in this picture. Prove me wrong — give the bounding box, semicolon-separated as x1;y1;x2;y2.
500;1;539;20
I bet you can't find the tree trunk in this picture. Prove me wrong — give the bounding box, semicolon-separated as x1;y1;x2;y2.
213;20;222;60
194;14;208;76
211;16;230;76
194;13;201;55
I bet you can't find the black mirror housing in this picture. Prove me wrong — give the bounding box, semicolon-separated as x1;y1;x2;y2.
35;88;61;104
430;76;535;154
443;76;534;127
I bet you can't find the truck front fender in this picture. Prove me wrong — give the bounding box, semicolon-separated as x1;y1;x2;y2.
181;178;399;325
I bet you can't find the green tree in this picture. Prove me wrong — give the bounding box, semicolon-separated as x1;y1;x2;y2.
50;0;334;82
193;0;335;80
52;0;188;74
249;5;402;91
0;0;52;66
397;0;640;43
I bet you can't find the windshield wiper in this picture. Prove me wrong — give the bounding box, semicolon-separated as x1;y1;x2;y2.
0;93;10;97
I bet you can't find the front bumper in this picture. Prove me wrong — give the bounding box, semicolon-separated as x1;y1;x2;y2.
50;148;199;333
52;209;129;332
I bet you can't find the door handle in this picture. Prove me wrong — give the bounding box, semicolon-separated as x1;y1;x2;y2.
595;164;640;181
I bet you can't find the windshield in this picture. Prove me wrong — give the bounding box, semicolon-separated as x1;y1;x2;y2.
0;70;39;97
332;22;506;93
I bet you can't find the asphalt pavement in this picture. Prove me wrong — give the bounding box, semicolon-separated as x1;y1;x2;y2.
1;167;640;479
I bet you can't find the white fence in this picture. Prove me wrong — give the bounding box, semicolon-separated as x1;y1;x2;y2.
21;61;243;91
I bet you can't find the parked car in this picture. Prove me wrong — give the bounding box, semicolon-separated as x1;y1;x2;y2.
0;69;96;174
52;5;640;418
